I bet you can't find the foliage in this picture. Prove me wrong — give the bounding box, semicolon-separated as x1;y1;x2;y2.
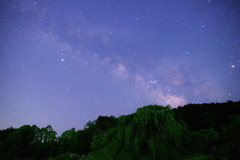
86;105;185;160
59;128;79;154
3;125;37;158
50;152;81;160
182;128;219;155
182;154;214;160
95;116;117;131
78;120;98;155
0;101;240;160
173;101;240;131
84;147;111;160
221;115;240;160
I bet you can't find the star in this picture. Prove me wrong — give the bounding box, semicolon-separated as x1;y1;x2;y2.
1;0;239;136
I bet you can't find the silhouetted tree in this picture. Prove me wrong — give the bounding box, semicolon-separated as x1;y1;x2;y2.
0;101;239;160
222;115;240;160
77;120;98;155
95;116;117;131
3;125;37;159
59;128;79;154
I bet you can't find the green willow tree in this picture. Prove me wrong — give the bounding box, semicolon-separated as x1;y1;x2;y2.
87;105;185;160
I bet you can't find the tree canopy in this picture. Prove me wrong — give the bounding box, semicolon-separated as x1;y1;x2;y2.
0;101;239;160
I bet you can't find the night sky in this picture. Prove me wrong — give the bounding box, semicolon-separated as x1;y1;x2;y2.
1;0;240;135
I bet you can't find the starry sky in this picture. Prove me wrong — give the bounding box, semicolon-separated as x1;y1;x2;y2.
0;0;240;134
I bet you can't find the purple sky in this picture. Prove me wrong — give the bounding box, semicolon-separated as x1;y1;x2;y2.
1;0;240;135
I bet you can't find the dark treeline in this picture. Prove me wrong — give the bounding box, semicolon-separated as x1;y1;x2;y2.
0;101;240;160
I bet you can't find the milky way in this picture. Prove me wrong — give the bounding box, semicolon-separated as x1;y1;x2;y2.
0;0;240;134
